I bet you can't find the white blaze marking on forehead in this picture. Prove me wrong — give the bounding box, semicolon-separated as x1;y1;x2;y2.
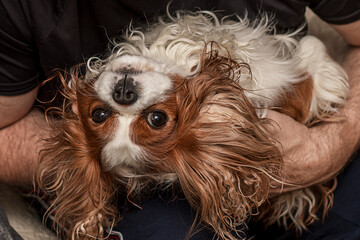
94;55;175;114
101;115;143;170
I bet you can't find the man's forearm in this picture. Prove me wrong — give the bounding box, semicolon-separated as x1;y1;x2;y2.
268;47;360;192
305;47;360;183
0;108;49;187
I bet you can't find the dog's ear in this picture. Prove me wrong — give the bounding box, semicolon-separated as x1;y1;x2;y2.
167;47;283;239
37;67;117;239
275;76;314;124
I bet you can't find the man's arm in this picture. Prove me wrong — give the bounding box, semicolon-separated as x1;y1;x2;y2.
268;20;360;192
330;21;360;47
0;87;39;129
0;87;50;187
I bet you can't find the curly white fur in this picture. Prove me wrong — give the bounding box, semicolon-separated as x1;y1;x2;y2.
87;11;348;122
84;10;349;234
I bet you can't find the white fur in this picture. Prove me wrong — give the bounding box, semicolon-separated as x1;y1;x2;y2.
296;36;349;122
89;11;349;231
101;115;144;170
89;13;306;108
3;11;349;240
91;10;349;181
94;55;174;114
89;11;348;120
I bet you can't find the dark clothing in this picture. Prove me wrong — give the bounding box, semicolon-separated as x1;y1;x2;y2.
112;151;360;240
1;0;360;99
293;152;360;240
112;192;218;240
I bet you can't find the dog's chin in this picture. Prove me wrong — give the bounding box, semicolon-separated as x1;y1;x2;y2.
112;164;178;185
111;164;138;177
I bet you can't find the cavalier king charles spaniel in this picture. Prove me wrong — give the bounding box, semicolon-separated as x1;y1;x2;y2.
37;11;348;240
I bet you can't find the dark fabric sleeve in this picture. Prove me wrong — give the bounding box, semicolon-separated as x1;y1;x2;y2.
0;0;43;96
309;0;360;25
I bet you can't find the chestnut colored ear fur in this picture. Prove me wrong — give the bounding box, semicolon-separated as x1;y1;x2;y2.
37;69;117;239
164;44;283;239
37;47;284;240
36;43;334;240
276;77;314;124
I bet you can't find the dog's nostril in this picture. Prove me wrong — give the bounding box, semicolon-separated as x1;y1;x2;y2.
112;75;138;105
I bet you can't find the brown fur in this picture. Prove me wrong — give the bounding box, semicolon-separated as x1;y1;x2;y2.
130;49;284;239
37;44;336;240
261;75;337;231
276;77;314;124
37;70;118;239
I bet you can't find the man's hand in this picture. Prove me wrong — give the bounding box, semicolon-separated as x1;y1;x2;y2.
266;110;348;192
267;23;360;193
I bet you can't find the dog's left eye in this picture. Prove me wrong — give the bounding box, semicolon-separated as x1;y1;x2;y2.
91;108;110;124
145;110;168;128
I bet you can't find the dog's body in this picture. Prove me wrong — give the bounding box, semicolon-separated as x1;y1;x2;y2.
38;11;348;239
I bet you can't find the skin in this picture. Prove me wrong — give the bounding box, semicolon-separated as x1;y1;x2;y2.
267;20;360;193
0;20;360;192
0;86;51;186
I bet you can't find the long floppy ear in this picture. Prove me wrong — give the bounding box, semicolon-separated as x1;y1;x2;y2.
168;46;283;240
36;67;117;239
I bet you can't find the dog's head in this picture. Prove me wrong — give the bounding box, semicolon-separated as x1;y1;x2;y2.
38;47;282;239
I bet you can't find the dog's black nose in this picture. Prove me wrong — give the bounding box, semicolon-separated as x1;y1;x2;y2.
112;75;138;105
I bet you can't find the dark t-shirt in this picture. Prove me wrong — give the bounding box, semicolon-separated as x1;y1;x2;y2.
0;0;360;101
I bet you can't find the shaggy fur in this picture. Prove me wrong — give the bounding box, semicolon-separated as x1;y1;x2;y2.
37;11;348;240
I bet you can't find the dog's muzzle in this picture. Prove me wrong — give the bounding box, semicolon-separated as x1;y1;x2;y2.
112;74;138;105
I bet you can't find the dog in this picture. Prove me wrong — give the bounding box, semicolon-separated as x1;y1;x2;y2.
37;11;349;240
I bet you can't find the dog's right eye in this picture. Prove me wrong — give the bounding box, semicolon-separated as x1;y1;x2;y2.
145;110;168;128
91;108;110;124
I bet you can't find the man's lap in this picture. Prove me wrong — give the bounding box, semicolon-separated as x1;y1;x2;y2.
5;151;357;240
113;192;217;240
113;151;360;240
298;150;360;240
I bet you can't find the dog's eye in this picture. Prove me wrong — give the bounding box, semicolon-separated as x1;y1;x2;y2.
91;108;110;124
145;110;168;128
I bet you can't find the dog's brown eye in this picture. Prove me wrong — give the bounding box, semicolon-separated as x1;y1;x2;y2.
146;110;168;128
91;108;110;124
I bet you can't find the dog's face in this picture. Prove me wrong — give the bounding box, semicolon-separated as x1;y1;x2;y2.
85;55;178;175
77;53;281;171
40;50;283;239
